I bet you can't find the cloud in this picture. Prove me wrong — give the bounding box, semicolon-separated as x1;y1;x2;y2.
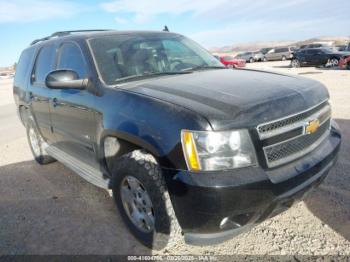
99;0;350;46
114;16;128;24
100;0;349;25
100;0;227;23
0;0;83;23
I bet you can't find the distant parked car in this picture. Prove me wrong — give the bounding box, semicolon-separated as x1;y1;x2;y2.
0;73;9;79
339;54;350;70
263;46;295;61
335;45;347;51
259;47;272;55
341;43;350;52
252;51;264;62
219;55;246;68
235;52;255;63
291;48;350;68
299;43;332;49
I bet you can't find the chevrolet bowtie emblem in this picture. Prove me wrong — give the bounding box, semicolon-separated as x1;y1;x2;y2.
305;119;320;134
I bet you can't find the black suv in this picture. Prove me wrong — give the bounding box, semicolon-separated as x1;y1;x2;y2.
291;47;350;68
13;30;341;249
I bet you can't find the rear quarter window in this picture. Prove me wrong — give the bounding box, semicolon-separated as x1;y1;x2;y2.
14;48;36;88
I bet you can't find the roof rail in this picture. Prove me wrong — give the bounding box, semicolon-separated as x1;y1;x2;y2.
30;29;114;45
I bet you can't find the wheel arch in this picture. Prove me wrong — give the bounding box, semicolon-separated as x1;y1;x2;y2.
99;130;165;177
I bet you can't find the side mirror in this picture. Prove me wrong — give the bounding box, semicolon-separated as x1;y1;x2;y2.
45;70;88;89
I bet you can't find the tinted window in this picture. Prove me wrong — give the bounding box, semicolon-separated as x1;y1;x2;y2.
57;42;87;78
276;48;288;53
33;45;56;83
307;49;321;55
14;48;35;87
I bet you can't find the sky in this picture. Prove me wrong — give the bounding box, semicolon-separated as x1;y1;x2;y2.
0;0;349;67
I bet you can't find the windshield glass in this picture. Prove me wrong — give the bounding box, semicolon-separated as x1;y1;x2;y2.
88;33;224;85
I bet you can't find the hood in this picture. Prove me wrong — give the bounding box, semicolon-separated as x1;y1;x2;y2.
121;69;329;130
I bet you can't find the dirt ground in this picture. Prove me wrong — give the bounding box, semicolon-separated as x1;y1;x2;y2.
0;61;349;257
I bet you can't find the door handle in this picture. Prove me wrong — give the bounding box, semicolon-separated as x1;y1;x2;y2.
52;97;58;107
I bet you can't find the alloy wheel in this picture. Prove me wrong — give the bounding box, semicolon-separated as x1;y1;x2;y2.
329;58;339;67
291;59;300;68
120;176;155;233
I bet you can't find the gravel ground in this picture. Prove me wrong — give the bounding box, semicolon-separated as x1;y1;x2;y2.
0;62;349;258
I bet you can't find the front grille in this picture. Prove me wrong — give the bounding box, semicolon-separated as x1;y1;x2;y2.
257;101;331;168
257;101;328;138
264;119;330;164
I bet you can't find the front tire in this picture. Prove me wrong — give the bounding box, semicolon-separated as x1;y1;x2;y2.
282;55;287;61
26;120;56;165
112;150;182;250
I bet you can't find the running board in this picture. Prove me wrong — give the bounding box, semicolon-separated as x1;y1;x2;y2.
46;145;109;189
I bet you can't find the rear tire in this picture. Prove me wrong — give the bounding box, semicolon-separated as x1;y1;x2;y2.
26;120;56;165
291;59;300;68
328;57;339;67
263;57;267;62
111;150;182;250
249;57;254;63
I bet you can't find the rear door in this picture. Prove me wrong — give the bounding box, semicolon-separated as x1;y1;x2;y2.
27;44;56;141
307;49;325;65
49;41;97;167
314;49;329;65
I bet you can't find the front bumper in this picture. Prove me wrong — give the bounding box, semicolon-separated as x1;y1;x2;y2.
163;123;341;245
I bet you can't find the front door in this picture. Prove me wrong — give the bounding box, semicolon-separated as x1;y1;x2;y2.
49;42;97;168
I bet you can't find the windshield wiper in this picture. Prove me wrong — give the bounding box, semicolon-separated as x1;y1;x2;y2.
114;71;193;84
181;65;226;72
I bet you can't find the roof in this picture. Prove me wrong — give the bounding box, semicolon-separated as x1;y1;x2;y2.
29;29;178;46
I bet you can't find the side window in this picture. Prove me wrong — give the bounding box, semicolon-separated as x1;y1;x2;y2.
57;43;87;78
33;45;56;84
14;48;35;87
307;49;318;55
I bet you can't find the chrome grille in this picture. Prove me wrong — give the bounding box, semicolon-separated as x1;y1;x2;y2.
257;101;329;139
264;119;330;164
258;101;331;168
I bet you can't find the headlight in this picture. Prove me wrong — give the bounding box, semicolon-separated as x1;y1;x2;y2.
181;129;257;171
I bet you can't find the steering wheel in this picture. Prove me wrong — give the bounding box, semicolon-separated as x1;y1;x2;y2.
170;59;196;71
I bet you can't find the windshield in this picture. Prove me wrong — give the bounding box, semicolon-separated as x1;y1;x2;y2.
88;33;224;85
